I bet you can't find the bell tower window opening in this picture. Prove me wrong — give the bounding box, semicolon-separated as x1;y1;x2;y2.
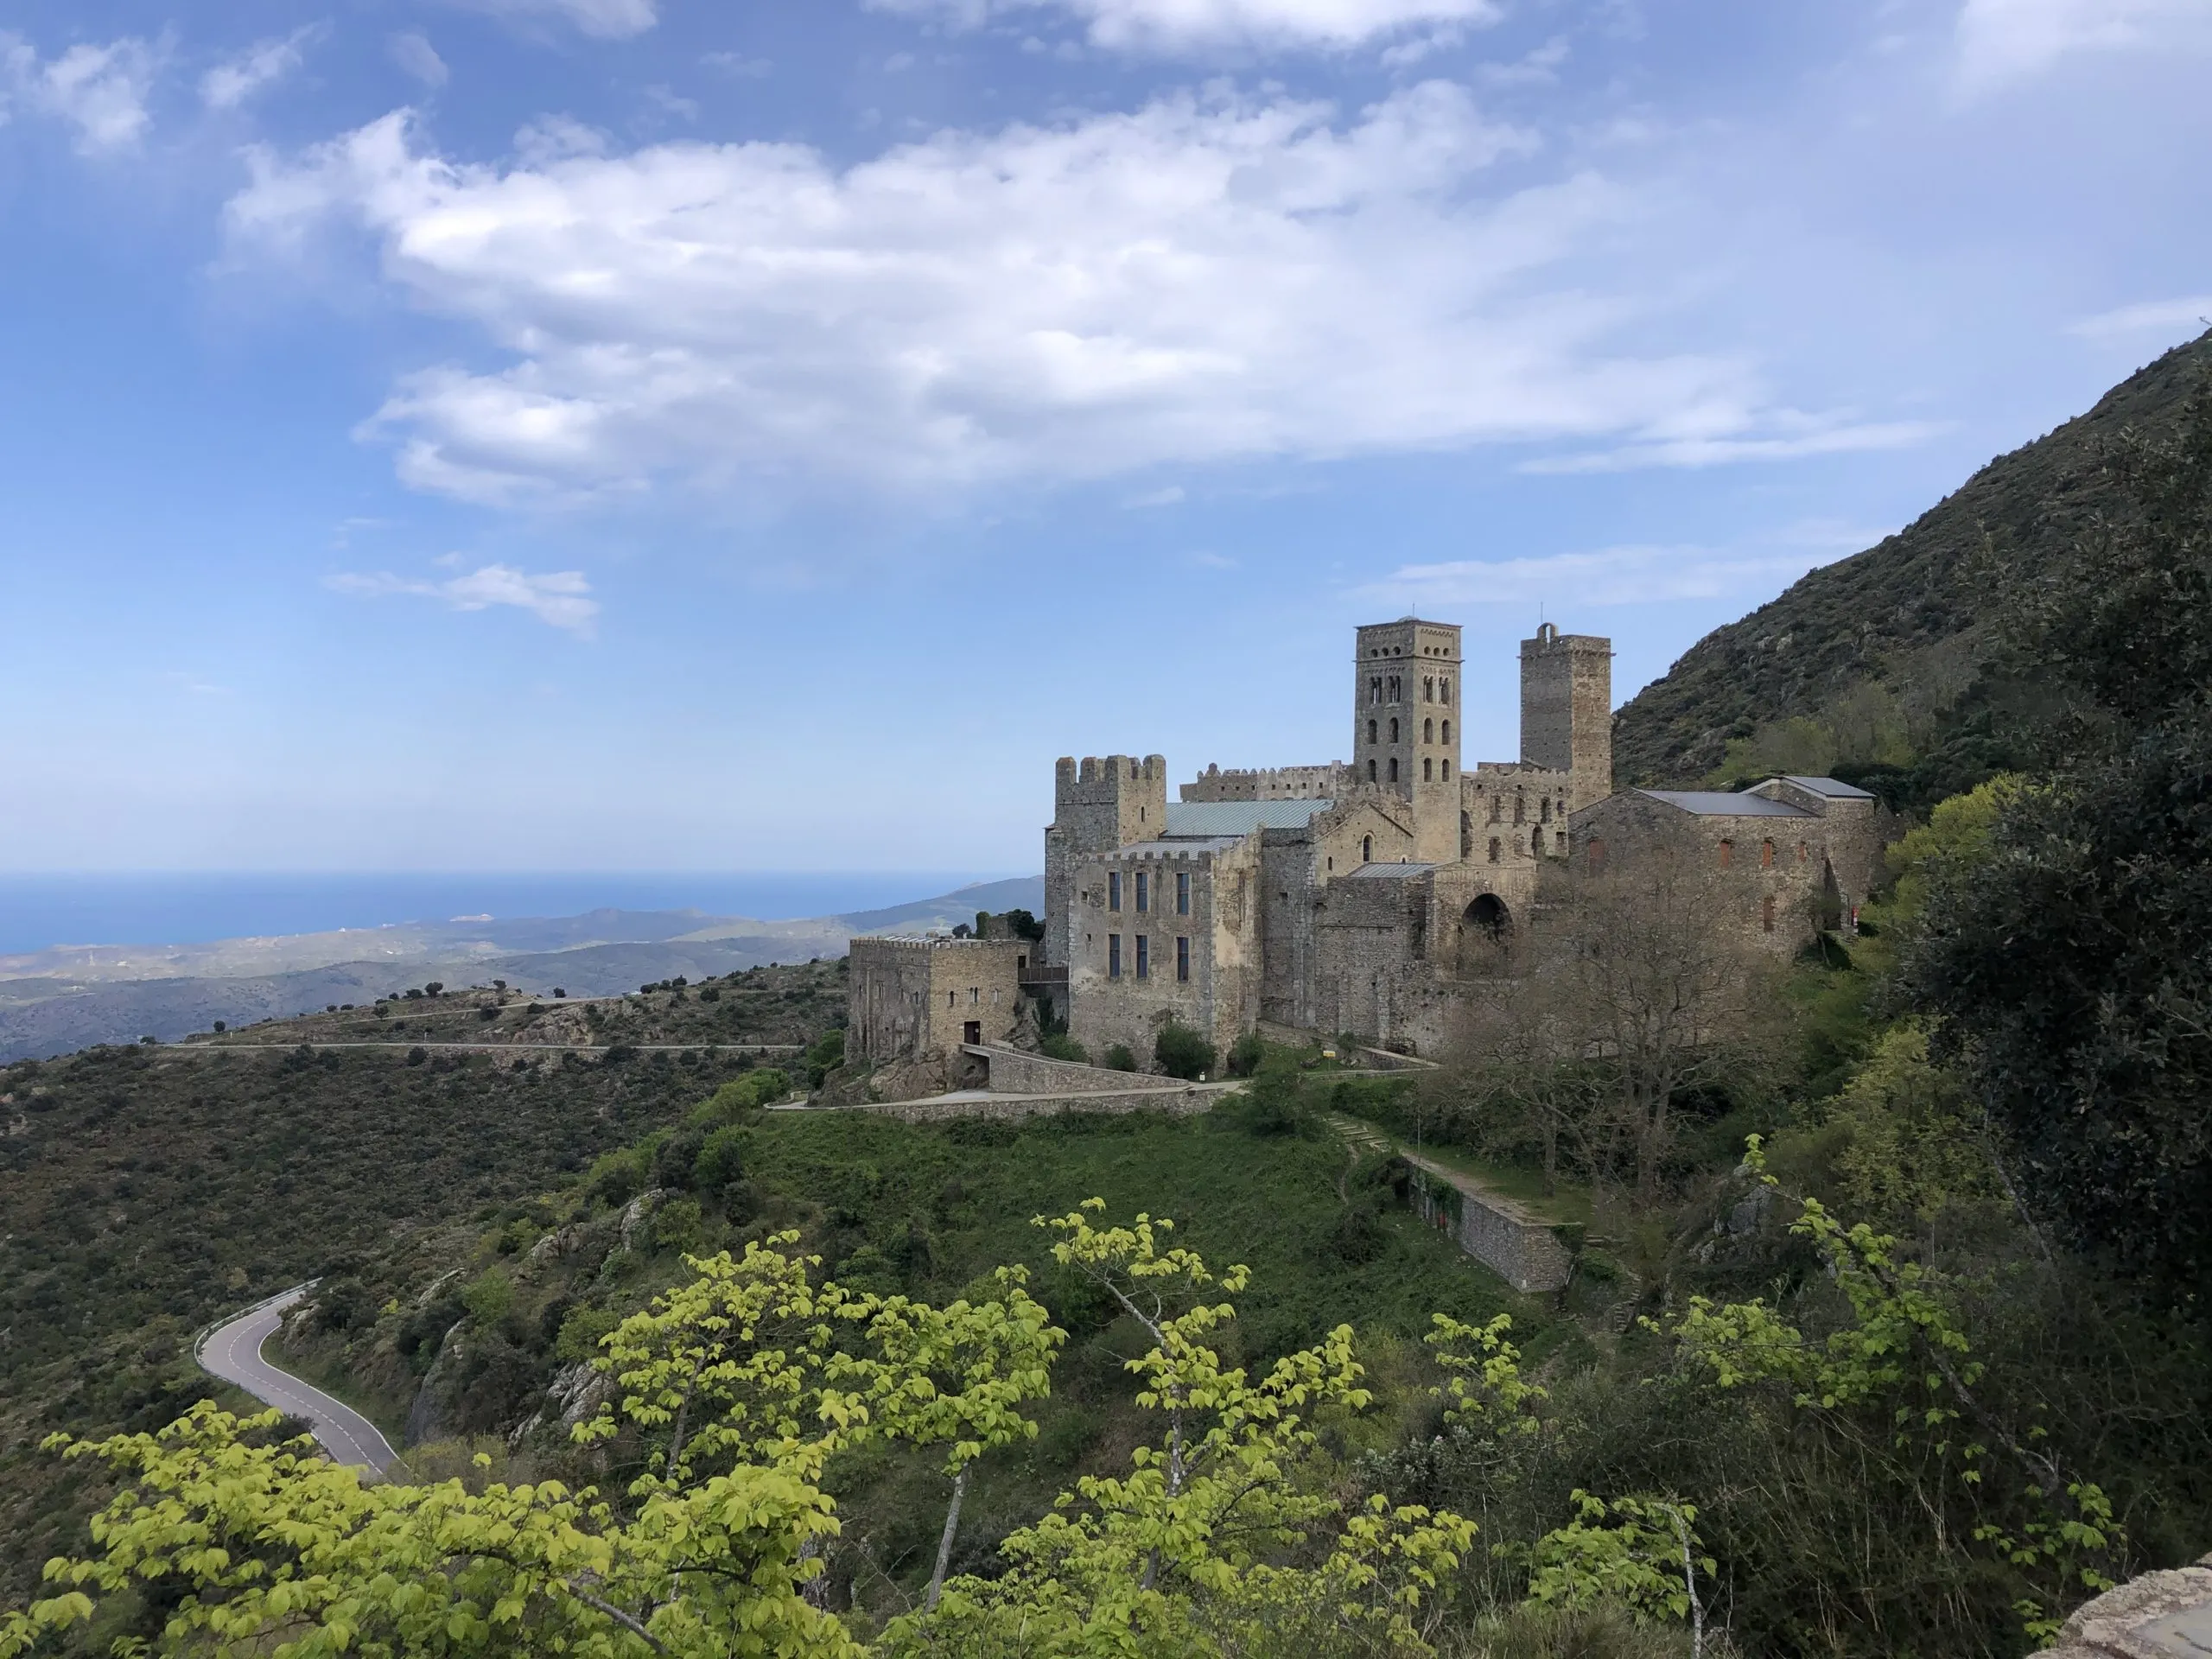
1440;719;1451;742
1367;718;1377;744
1423;758;1433;781
1388;758;1399;782
1423;717;1433;743
1423;677;1434;702
1442;760;1451;780
1368;759;1377;782
1389;717;1400;743
1440;677;1452;704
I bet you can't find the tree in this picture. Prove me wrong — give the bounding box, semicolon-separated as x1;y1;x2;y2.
1154;1022;1216;1081
896;1203;1475;1656
857;1271;1063;1609
1908;378;2212;1290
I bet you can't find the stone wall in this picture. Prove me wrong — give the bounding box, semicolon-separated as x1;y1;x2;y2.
1046;753;1167;975
1067;833;1260;1065
1409;1164;1575;1294
1181;762;1351;801
865;1085;1219;1123
1569;792;1840;956
973;1045;1187;1096
2029;1554;2212;1658
1519;625;1613;811
847;937;1026;1073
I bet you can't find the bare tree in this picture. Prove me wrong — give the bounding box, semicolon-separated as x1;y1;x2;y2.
1440;833;1791;1200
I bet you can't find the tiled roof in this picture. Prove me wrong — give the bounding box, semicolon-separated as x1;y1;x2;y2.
1163;799;1334;836
1637;790;1813;818
1105;836;1246;856
1342;861;1437;879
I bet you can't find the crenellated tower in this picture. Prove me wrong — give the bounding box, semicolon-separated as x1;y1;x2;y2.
1044;753;1167;970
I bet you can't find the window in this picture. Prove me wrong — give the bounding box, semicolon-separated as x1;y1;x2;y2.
1135;935;1149;979
1109;871;1122;911
1389;717;1400;742
1135;871;1149;912
1176;870;1190;915
1488;793;1502;823
1368;759;1377;782
947;990;957;1007
969;987;980;1005
1555;830;1567;853
1423;677;1434;702
1540;797;1552;823
1718;840;1734;869
1762;894;1777;933
1423;757;1433;781
1442;760;1451;779
1368;718;1377;744
1176;936;1191;981
1487;836;1501;863
1761;839;1775;868
1361;834;1373;862
1388;758;1399;782
1532;827;1544;857
1513;793;1526;824
1423;717;1433;743
1109;934;1122;978
1441;719;1452;742
1370;676;1382;705
1440;677;1452;704
1389;675;1401;702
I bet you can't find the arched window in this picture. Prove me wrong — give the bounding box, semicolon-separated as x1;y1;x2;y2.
1532;826;1543;857
1441;719;1452;742
1370;677;1382;705
1487;836;1501;863
1489;794;1503;823
1389;717;1400;742
1388;758;1400;782
1361;835;1373;862
1761;839;1776;868
1368;759;1377;782
1718;840;1734;869
1442;760;1451;780
1423;677;1434;702
1423;757;1433;781
1541;797;1552;823
1440;677;1452;704
1367;718;1377;744
1423;717;1433;743
1513;794;1526;824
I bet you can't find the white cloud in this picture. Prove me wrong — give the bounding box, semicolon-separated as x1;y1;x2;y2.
1520;417;1942;475
327;563;601;635
390;33;449;90
201;29;317;111
1358;536;1872;610
229;85;1906;505
2069;295;2212;340
446;0;658;41
2;35;159;154
1125;485;1186;506
1955;0;2212;92
868;0;1500;54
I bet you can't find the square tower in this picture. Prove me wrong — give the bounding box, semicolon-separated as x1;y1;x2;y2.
1353;618;1463;862
1520;624;1613;810
1044;753;1168;973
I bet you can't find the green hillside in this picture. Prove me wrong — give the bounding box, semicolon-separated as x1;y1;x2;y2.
1611;329;2212;796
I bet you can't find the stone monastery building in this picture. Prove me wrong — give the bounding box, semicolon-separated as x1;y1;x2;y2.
851;618;1890;1082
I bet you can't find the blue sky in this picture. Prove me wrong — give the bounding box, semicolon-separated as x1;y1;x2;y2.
0;0;2206;878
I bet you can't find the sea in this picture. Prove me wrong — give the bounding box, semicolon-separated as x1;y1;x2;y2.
0;872;1007;957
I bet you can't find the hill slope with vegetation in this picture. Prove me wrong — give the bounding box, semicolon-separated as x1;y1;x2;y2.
1611;329;2212;798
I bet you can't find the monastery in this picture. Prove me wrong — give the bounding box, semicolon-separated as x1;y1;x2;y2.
850;618;1891;1088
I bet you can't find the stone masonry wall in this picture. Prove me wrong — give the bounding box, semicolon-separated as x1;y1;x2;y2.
975;1046;1189;1096
866;1086;1218;1123
1410;1165;1575;1294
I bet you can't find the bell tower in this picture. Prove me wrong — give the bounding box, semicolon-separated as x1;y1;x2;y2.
1353;618;1462;863
1520;624;1613;811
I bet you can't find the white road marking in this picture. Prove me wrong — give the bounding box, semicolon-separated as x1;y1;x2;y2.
196;1287;398;1473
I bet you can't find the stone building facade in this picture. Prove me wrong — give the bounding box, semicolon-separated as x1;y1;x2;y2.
846;935;1030;1083
849;615;1897;1076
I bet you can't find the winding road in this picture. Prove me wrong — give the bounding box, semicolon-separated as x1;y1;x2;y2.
196;1285;398;1474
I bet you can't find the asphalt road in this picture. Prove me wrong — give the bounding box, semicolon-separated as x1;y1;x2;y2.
196;1286;399;1474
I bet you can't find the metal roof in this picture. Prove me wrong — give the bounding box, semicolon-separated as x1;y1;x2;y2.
1342;861;1437;879
1777;775;1876;799
1637;790;1813;818
1163;799;1334;836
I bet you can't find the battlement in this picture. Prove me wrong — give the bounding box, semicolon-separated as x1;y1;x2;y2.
1181;761;1353;802
1055;753;1166;799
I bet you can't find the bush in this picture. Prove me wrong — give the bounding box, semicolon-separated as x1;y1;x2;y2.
1154;1022;1217;1081
804;1028;845;1089
1103;1043;1138;1073
460;1269;512;1329
405;1046;428;1067
1040;1033;1089;1064
1225;1030;1265;1077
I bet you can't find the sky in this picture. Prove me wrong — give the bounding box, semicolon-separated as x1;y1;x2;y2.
0;0;2207;878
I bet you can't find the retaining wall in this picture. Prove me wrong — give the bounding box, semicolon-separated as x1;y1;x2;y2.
1410;1164;1575;1294
867;1086;1220;1123
967;1045;1192;1097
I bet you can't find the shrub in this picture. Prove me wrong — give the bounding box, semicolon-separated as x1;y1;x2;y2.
460;1269;512;1328
1040;1033;1089;1064
405;1046;428;1067
1154;1022;1217;1081
1225;1030;1265;1077
1103;1043;1138;1073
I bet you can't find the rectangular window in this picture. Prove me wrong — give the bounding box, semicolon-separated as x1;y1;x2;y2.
1135;935;1149;979
1109;871;1122;911
1176;871;1191;915
969;987;979;1005
1176;936;1190;981
1108;934;1122;978
1135;871;1149;912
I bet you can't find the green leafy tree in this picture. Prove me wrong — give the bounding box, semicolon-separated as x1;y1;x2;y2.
1154;1022;1216;1081
894;1202;1475;1656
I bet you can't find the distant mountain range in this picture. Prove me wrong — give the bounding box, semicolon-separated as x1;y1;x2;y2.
0;876;1042;1063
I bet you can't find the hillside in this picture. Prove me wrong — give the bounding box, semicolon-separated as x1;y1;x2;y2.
1611;328;2212;792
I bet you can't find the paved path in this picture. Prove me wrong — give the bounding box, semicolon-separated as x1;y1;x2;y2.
196;1286;398;1474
